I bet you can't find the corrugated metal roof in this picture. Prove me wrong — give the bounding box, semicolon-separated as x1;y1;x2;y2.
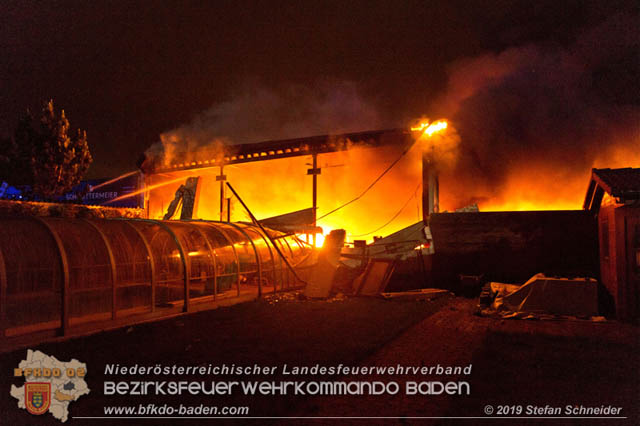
583;167;640;211
592;168;640;198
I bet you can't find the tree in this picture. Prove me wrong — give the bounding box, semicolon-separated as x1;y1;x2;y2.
0;100;92;199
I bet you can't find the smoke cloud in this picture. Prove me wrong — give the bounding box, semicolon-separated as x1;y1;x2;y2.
147;82;383;168
432;11;640;210
146;11;638;217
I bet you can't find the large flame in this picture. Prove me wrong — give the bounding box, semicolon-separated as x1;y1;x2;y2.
411;119;448;136
145;140;424;246
143;119;638;247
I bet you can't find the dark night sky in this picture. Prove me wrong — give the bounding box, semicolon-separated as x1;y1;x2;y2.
0;0;635;178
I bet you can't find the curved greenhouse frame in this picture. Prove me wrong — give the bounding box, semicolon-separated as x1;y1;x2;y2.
0;217;313;342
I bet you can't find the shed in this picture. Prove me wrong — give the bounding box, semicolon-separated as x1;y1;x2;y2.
584;167;640;321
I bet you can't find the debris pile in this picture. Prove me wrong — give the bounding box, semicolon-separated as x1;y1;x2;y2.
478;273;604;321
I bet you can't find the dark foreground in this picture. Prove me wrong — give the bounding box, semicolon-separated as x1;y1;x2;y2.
1;295;637;426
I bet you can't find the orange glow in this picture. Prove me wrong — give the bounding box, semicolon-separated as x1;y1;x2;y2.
298;231;326;248
145;143;424;244
469;142;640;212
143;121;638;245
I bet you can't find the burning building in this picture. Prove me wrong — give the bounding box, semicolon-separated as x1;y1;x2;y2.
1;117;637;351
138;127;422;244
136;122;601;297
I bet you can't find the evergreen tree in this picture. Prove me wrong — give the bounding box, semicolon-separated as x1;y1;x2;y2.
0;100;92;199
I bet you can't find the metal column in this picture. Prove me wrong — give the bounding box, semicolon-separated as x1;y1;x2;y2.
218;165;226;222
308;152;321;245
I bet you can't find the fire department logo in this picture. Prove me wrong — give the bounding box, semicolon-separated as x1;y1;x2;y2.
10;349;90;422
25;382;51;415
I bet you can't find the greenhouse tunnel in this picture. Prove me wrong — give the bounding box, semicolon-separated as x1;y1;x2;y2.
0;217;313;342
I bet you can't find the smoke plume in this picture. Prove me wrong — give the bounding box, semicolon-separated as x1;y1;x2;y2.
147;82;382;168
432;11;640;210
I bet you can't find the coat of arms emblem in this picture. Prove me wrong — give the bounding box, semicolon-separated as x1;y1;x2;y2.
25;382;51;415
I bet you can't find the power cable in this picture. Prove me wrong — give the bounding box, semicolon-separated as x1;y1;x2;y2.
350;182;421;238
315;141;416;221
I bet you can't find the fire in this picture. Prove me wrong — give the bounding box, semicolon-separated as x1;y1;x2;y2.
411;119;448;137
314;232;326;248
141;119;638;248
298;231;326;248
144;144;423;245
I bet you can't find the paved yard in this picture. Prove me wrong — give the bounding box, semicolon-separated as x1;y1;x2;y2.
2;295;637;425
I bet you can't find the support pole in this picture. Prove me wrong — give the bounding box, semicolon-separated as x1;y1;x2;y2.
312;153;317;240
226;183;307;285
422;152;439;222
308;153;321;245
217;165;226;222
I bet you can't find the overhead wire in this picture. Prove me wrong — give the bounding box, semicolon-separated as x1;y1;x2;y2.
350;182;421;238
315;140;417;221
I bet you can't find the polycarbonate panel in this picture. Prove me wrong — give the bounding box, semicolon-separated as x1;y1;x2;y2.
128;221;184;306
192;222;237;293
261;229;293;288
285;235;302;257
0;218;62;330
163;221;216;299
43;218;112;322
0;216;311;342
218;224;258;273
274;238;291;288
92;220;152;314
240;226;277;286
241;227;274;265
